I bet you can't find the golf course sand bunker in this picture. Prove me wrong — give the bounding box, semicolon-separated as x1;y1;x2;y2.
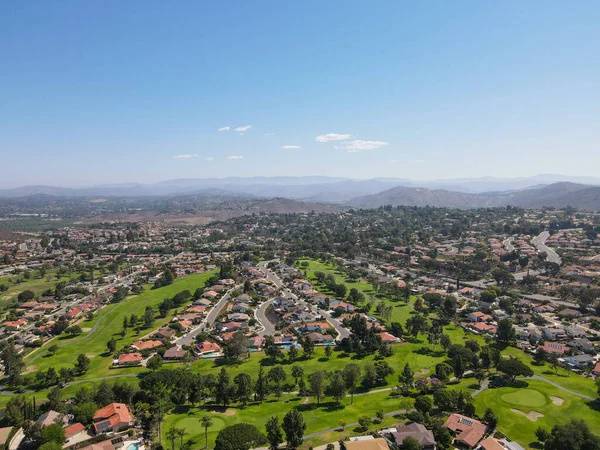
550;396;564;405
511;409;544;421
207;407;236;415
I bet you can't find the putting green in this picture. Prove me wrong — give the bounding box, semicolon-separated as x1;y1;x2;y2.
501;389;547;407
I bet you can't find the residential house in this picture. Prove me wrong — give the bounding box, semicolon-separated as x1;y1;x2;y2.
443;414;487;449
563;354;594;368
344;438;390;450
539;342;565;355
131;340;162;351
37;410;69;427
306;332;334;345
391;423;436;449
65;423;87;442
195;341;221;356
378;332;401;344
92;403;133;434
115;353;142;366
153;328;176;340
542;328;566;340
163;346;187;360
567;338;595;353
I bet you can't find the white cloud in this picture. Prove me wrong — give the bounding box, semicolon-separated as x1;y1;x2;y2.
281;145;301;150
336;140;389;152
235;125;252;132
264;133;275;136
173;154;199;159
206;157;214;161
227;155;244;160
218;126;230;132
315;133;352;142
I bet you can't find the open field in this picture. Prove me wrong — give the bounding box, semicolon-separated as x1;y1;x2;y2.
474;379;600;448
23;270;217;379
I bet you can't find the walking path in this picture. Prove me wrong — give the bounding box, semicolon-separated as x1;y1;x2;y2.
529;375;595;401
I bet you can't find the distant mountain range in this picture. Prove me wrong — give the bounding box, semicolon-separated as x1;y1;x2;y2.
2;174;600;200
1;175;600;211
348;182;600;210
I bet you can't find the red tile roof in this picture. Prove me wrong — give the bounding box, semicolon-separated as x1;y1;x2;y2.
443;414;486;448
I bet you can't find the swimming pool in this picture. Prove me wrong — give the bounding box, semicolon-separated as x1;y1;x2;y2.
127;443;139;450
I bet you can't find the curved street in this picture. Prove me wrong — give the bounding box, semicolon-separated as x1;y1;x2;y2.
532;231;562;264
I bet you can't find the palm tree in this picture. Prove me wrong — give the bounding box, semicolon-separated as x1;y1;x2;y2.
176;428;187;450
166;427;178;450
200;416;213;449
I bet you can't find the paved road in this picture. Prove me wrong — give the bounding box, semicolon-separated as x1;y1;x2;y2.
257;261;350;340
175;285;240;346
503;237;515;252
256;298;277;337
532;231;562;264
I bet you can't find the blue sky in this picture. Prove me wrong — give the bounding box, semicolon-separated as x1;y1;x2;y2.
1;1;599;187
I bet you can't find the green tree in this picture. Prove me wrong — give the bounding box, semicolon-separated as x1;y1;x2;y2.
282;409;306;450
268;366;287;399
358;416;372;431
41;423;66;445
544;419;600;450
107;338;117;354
75;354;90;374
497;358;534;382
484;408;498;430
414;395;433;415
342;363;361;404
400;436;421;450
199;416;213;449
308;370;326;404
265;416;283;450
5;395;26;425
235;373;253;406
146;355;163;371
214;423;267;450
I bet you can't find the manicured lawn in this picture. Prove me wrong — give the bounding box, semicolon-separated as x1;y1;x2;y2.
503;347;598;398
0;271;61;308
296;259;415;325
24;270;217;380
473;379;600;449
161;390;414;449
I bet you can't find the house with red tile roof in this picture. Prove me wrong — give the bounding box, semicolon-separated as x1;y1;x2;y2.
539;342;565;355
195;341;221;356
115;353;142;366
65;422;86;441
443;413;486;448
131;340;162;351
93;403;133;434
378;332;401;344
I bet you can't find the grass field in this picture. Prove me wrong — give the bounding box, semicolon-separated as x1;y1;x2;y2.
24;270;217;380
0;271;60;308
161;390;415;449
474;379;600;448
296;259;415;324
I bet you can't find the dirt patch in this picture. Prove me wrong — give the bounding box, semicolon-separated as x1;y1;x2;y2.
206;407;236;415
550;396;564;405
415;369;429;377
511;409;544;421
81;327;92;332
